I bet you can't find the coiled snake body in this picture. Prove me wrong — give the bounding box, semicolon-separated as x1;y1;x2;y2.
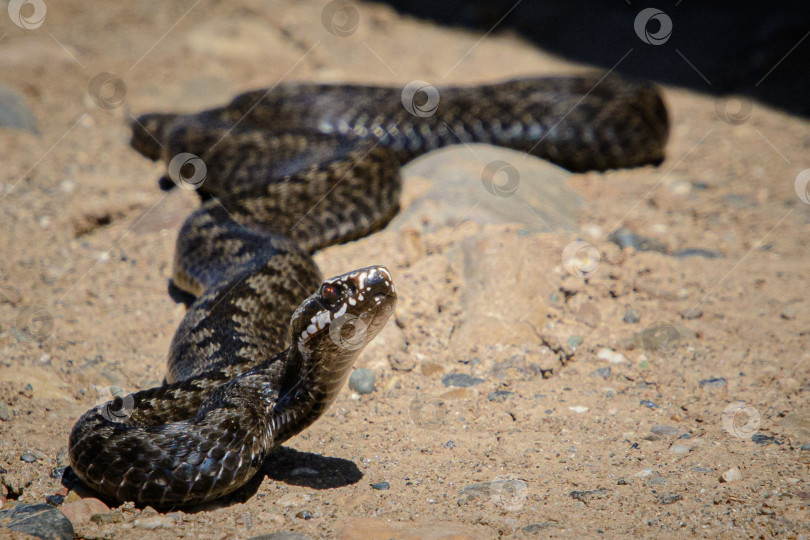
68;73;668;507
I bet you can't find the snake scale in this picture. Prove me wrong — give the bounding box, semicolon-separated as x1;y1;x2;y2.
67;73;669;507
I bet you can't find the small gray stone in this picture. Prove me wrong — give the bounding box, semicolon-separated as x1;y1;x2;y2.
589;367;611;380
348;369;375;394
650;425;681;437
669;444;691;454
646;475;667;486
698;377;727;389
751;434;780;445
658;493;683;504
681;307;703;320
0;402;10;421
0;84;39;134
569;488;610;502
797;444;810;464
249;533;314;540
622;309;641;324
442;373;485;388
370;481;390;490
487;390;515;402
522;522;558;533
608;227;667;253
567;335;584;348
20;452;37;463
0;503;74;540
673;248;723;259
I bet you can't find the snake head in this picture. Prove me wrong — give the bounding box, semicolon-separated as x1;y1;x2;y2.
291;265;397;360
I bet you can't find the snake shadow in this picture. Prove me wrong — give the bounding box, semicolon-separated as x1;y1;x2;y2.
61;446;362;512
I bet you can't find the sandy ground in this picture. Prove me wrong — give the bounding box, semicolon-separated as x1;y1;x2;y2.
1;1;809;538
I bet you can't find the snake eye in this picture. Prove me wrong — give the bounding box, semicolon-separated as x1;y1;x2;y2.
320;283;341;306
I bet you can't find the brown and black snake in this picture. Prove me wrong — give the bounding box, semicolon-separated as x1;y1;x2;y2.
67;73;668;507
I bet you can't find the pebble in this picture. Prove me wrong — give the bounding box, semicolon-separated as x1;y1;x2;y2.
720;467;742;482
640;400;658;409
798;444;810;464
370;482;390;490
486;390;515;402
59;497;110;524
646;475;667;486
0;503;73;539
667;181;692;195
522;522;558;533
622;309;641;324
635;468;653;478
781;305;799;320
698;377;727;389
567;334;584;348
608;226;667;253
0;83;39;134
569;405;589;413
673;248;724;259
441;373;484;388
0;402;10;421
20;452;37;463
751;434;780;445
134;516;175;529
681;307;703;320
45;495;64;506
90;512;124;524
651;425;681;437
658;493;683;504
348;369;375;394
669;444;691;454
691;467;713;473
569;488;610;502
597;348;627;364
589;367;611;379
248;533;314;540
295;510;313;520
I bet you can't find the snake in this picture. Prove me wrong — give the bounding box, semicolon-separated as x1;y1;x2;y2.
67;73;669;508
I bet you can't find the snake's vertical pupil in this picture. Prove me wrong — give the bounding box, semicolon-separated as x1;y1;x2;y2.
321;283;341;305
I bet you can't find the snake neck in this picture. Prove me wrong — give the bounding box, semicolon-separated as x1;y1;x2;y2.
269;343;355;444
